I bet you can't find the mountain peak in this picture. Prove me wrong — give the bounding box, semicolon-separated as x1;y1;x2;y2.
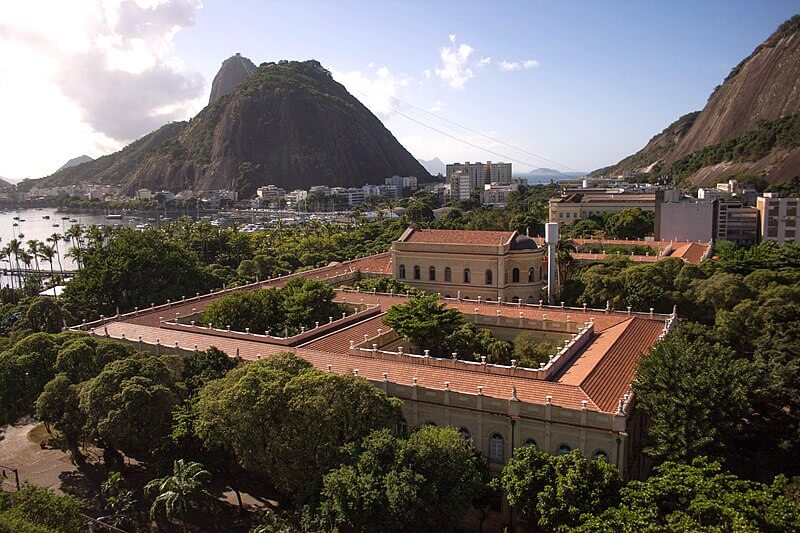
57;155;94;173
209;53;257;105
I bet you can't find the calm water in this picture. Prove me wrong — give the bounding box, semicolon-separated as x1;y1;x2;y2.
0;207;141;274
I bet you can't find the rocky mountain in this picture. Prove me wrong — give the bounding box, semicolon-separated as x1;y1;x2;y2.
208;53;257;105
31;58;430;195
56;155;94;172
418;157;445;176
594;15;800;186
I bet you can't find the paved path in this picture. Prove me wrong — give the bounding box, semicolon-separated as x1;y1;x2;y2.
0;421;77;493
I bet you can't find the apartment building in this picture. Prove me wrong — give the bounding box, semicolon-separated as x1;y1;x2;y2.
716;199;758;246
446;161;513;189
385;175;418;196
256;185;286;200
481;183;519;206
757;193;799;243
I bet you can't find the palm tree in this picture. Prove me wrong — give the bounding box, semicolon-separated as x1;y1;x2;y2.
39;244;57;295
66;245;84;270
145;460;213;532
1;244;15;294
47;233;64;275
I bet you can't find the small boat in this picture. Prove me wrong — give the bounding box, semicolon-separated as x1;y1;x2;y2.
61;216;70;220
18;219;25;222
69;218;78;223
12;216;19;221
17;233;24;238
42;215;50;219
106;214;123;220
12;222;18;227
52;224;59;227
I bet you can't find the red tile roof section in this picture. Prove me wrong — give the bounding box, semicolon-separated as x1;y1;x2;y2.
97;321;598;410
573;317;665;412
90;252;670;414
403;229;514;246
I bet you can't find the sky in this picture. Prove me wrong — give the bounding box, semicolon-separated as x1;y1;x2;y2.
0;0;798;180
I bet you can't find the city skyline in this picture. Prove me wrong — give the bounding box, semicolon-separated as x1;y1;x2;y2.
0;0;797;180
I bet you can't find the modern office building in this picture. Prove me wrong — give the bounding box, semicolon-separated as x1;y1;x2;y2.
715;199;758;246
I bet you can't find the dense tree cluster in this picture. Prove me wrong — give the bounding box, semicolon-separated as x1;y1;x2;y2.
202;278;341;336
560;208;655;240
383;295;560;367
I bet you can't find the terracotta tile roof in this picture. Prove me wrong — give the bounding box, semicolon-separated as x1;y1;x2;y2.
668;242;707;264
96;321;598;410
569;317;665;412
300;314;388;352
90;252;670;414
402;229;515;246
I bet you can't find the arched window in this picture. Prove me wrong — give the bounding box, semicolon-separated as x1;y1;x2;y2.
528;267;535;283
395;419;408;437
429;266;436;281
592;449;610;462
512;296;520;303
556;443;572;455
523;438;537;448
527;295;535;304
489;434;504;463
459;427;471;440
424;420;437;427
485;269;493;285
463;268;471;283
399;264;406;279
444;267;452;282
413;265;421;280
512;267;520;283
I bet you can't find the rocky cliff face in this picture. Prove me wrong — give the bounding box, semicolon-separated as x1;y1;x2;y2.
596;15;800;185
208;53;257;105
34;59;429;194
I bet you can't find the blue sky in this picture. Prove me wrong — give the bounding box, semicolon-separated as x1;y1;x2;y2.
1;0;798;179
170;0;798;172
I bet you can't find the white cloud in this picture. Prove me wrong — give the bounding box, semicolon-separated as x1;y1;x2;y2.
477;57;491;67
0;0;206;179
500;59;540;72
435;34;474;90
499;60;521;71
421;68;431;79
332;66;407;118
427;100;444;112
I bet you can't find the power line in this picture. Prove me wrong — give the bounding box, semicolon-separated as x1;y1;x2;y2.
385;103;553;170
387;95;582;173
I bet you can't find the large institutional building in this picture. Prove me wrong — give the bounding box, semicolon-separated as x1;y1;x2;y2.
391;228;545;303
548;189;661;223
84;228;682;510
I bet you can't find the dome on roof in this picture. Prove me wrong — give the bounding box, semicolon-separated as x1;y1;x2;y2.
510;233;539;250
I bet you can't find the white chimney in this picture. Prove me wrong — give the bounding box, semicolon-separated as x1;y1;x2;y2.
545;222;559;304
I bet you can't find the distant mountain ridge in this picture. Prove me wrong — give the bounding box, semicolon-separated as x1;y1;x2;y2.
27;56;430;195
593;15;800;186
418;157;445;176
56;155;94;173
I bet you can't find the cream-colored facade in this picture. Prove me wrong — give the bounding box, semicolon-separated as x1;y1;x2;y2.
548;191;657;223
757;193;799;243
391;228;545;303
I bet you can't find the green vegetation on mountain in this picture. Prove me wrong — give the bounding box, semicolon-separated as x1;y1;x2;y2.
669;114;800;180
31;59;429;195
